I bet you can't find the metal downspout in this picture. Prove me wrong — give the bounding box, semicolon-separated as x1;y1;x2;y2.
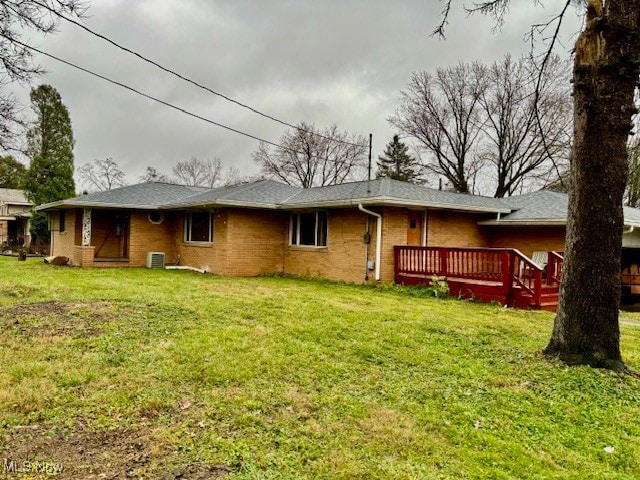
358;204;381;281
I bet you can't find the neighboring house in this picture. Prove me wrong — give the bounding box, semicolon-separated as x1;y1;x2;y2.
35;179;640;308
0;189;32;248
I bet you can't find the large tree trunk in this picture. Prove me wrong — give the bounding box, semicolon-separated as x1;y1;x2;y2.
545;1;640;369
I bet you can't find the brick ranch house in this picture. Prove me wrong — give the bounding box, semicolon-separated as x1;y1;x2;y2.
0;188;32;248
36;178;640;310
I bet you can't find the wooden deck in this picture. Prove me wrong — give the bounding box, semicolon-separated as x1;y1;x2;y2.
394;246;563;311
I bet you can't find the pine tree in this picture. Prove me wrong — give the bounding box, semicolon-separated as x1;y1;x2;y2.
376;135;421;183
0;155;27;189
23;84;76;245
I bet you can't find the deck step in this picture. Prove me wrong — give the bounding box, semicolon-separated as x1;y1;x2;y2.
396;272;560;311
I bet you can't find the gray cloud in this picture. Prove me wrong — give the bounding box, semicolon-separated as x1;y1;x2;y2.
9;0;582;187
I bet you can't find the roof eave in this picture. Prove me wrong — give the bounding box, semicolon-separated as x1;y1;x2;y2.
164;200;280;210
36;201;163;211
478;219;567;226
287;196;510;213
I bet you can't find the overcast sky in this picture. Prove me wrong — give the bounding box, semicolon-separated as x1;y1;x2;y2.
10;1;584;189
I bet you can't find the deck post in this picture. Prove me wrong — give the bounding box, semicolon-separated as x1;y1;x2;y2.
500;251;512;302
394;246;400;283
533;269;542;308
438;248;448;276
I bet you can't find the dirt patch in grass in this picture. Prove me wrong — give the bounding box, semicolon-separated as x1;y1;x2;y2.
0;301;115;338
0;422;236;479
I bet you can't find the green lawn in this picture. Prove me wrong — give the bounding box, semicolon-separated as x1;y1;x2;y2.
1;257;639;479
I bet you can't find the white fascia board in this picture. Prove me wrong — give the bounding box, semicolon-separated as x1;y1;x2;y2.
164;200;279;210
286;196;510;214
36;201;162;211
478;219;567;226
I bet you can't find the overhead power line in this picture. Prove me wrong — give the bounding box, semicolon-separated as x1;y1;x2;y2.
29;0;368;149
9;37;284;149
5;35;368;168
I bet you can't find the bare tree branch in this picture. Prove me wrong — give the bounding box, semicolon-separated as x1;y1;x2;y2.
172;157;222;187
0;0;86;151
77;157;126;192
253;122;368;188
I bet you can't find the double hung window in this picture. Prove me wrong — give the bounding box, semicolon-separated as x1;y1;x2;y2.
290;211;327;247
184;211;212;243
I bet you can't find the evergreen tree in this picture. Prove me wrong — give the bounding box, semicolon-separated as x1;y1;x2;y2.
376;135;421;183
0;155;27;189
23;85;75;245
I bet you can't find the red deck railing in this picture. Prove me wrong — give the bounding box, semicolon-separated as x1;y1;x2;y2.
394;246;563;309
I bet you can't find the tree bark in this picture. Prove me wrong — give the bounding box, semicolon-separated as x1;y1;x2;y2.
545;1;640;369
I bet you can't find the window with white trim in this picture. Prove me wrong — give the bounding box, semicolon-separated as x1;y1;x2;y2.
184;211;213;243
59;211;66;233
290;211;328;247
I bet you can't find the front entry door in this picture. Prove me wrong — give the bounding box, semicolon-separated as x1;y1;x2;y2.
407;211;423;246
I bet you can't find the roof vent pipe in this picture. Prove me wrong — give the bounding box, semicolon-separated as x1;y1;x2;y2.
358;204;381;281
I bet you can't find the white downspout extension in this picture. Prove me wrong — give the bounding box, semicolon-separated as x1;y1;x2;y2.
358;204;382;281
623;225;635;234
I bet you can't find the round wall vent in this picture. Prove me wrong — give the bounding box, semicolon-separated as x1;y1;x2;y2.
148;211;164;224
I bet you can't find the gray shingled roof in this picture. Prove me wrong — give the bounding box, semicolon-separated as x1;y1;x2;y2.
37;182;209;210
0;188;31;205
493;190;569;223
166;180;302;208
35;179;640;227
285;178;510;212
482;189;640;227
37;178;510;214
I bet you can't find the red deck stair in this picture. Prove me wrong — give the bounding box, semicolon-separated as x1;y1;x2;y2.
394;246;563;311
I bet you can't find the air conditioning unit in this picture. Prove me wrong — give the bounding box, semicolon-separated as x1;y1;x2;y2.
146;252;165;269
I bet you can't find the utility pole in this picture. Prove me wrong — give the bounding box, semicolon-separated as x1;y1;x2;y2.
367;133;372;194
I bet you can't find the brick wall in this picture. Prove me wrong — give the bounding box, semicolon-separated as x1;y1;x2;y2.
427;210;488;248
174;209;227;273
73;245;95;267
50;210;77;260
486;226;566;257
284;208;373;282
127;211;177;266
50;204;566;284
226;208;287;276
379;207;411;282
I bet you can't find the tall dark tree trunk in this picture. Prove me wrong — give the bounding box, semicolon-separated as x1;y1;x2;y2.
545;1;640;368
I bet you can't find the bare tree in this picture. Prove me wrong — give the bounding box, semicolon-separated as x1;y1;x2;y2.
439;0;640;370
139;166;169;183
626;137;640;210
172;157;222;187
78;158;126;192
625;109;640;207
253;122;368;188
477;55;572;197
390;56;571;196
0;1;86;152
222;165;263;186
389;63;487;193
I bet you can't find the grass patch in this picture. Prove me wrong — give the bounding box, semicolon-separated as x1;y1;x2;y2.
0;257;639;479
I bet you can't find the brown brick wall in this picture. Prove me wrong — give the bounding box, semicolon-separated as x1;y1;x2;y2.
284;208;373;282
379;207;413;282
426;210;488;248
50;210;77;261
127;211;177;266
486;226;566;257
50;204;565;283
226;208;287;276
74;245;95;267
174;209;227;273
